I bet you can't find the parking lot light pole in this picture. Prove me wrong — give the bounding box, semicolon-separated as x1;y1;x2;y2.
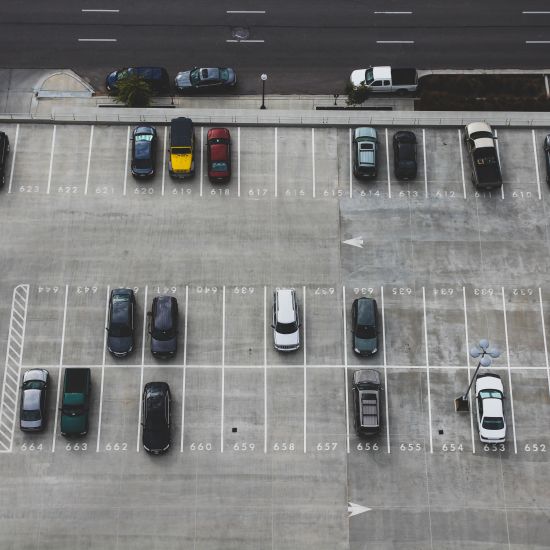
455;339;500;412
260;73;267;109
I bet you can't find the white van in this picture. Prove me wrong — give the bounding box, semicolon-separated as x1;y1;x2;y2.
272;289;300;351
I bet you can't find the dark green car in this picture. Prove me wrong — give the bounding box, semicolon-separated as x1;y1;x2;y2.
351;298;379;356
60;368;91;436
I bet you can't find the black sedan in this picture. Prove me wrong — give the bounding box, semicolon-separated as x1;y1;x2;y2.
131;126;157;178
175;67;236;93
107;289;135;357
20;369;49;432
142;382;171;454
150;296;179;358
393;131;417;180
544;134;550;184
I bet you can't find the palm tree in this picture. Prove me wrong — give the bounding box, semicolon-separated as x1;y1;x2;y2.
112;74;153;108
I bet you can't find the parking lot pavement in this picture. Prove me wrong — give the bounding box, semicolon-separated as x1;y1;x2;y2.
277;127;314;198
425;127;464;198
240;126;276;199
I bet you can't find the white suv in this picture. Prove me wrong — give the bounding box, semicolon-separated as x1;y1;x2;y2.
272;289;300;351
475;373;506;444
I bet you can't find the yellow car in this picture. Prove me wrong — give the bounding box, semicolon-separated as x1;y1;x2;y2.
169;117;195;178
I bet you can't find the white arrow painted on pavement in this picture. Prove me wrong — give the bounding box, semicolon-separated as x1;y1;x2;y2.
343;236;364;248
348;502;371;517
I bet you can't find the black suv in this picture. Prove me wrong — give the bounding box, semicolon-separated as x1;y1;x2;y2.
0;131;10;187
142;382;171;454
149;296;179;358
352;369;382;436
107;289;136;357
393;131;417;180
106;67;170;94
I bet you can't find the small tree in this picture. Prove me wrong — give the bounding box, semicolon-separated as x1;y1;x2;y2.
345;81;370;106
112;74;153;108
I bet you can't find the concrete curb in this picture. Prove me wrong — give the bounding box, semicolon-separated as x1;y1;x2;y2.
2;109;550;128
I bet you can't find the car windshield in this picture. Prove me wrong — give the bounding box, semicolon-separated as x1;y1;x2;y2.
470;131;493;140
21;409;41;421
109;322;131;337
276;321;297;334
356;325;376;339
172;146;191;154
190;69;200;85
23;380;44;390
482;416;504;430
479;390;502;399
135;134;153;142
211;161;228;171
117;69;129;80
365;69;374;85
219;68;229;80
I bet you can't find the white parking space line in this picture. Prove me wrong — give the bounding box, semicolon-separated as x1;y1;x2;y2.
162;126;167;197
78;38;117;42
46;125;57;194
381;286;390;453
494;129;505;199
274;128;278;197
311;128;316;198
349;128;353;198
96;285;110;452
221;285;226;453
303;285;307;453
523;11;550;14
458;129;467;199
7;123;19;194
81;9;120;13
422;129;428;197
52;285;69;452
263;285;267;454
226;10;266;13
462;287;476;453
342;286;350;454
385;128;391;198
136;285;148;453
237;127;241;197
84;125;94;195
538;288;550;396
532;129;542;200
501;288;518;453
123;126;130;196
180;285;188;452
200;127;204;197
422;287;433;453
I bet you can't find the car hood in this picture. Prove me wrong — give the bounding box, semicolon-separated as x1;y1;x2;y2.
350;69;366;87
61;412;86;434
274;330;299;347
354;336;377;354
175;71;192;88
143;427;170;452
151;336;177;355
108;335;133;354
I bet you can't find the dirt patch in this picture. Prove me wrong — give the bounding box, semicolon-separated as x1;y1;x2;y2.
416;74;550;111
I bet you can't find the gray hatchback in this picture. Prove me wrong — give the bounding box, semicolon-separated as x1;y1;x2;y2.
20;369;49;432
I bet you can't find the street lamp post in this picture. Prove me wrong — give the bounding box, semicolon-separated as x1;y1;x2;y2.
455;338;500;412
260;73;267;109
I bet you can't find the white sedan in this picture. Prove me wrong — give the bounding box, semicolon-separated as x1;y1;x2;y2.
475;373;506;444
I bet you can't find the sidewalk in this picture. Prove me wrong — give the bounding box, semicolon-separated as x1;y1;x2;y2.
1;68;550;128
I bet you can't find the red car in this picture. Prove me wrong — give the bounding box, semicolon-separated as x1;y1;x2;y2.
207;128;231;182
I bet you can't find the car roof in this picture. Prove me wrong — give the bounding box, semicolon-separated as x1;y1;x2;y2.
23;389;42;411
372;66;392;80
276;289;296;323
198;68;220;81
210;143;229;162
356;297;376;324
171;117;193;147
483;398;504;417
153;296;176;331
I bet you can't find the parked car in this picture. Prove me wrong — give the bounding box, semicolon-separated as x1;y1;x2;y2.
351;298;378;356
464;122;502;189
352;369;382;436
544;134;550;184
207;128;231;183
175;67;236;93
353;127;377;178
0;131;10;187
142;382;171;454
20;369;49;432
169;117;195;178
106;67;170;94
475;373;506;444
393;131;417;180
131;126;157;178
60;368;92;437
107;288;136;357
272;289;300;351
149;296;179;358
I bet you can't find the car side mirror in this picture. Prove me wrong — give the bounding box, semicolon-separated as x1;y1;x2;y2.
270;324;275;329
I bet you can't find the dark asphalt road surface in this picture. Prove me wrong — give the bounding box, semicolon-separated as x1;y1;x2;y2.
1;0;550;93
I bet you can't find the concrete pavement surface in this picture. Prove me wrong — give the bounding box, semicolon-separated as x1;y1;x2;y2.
0;119;549;548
